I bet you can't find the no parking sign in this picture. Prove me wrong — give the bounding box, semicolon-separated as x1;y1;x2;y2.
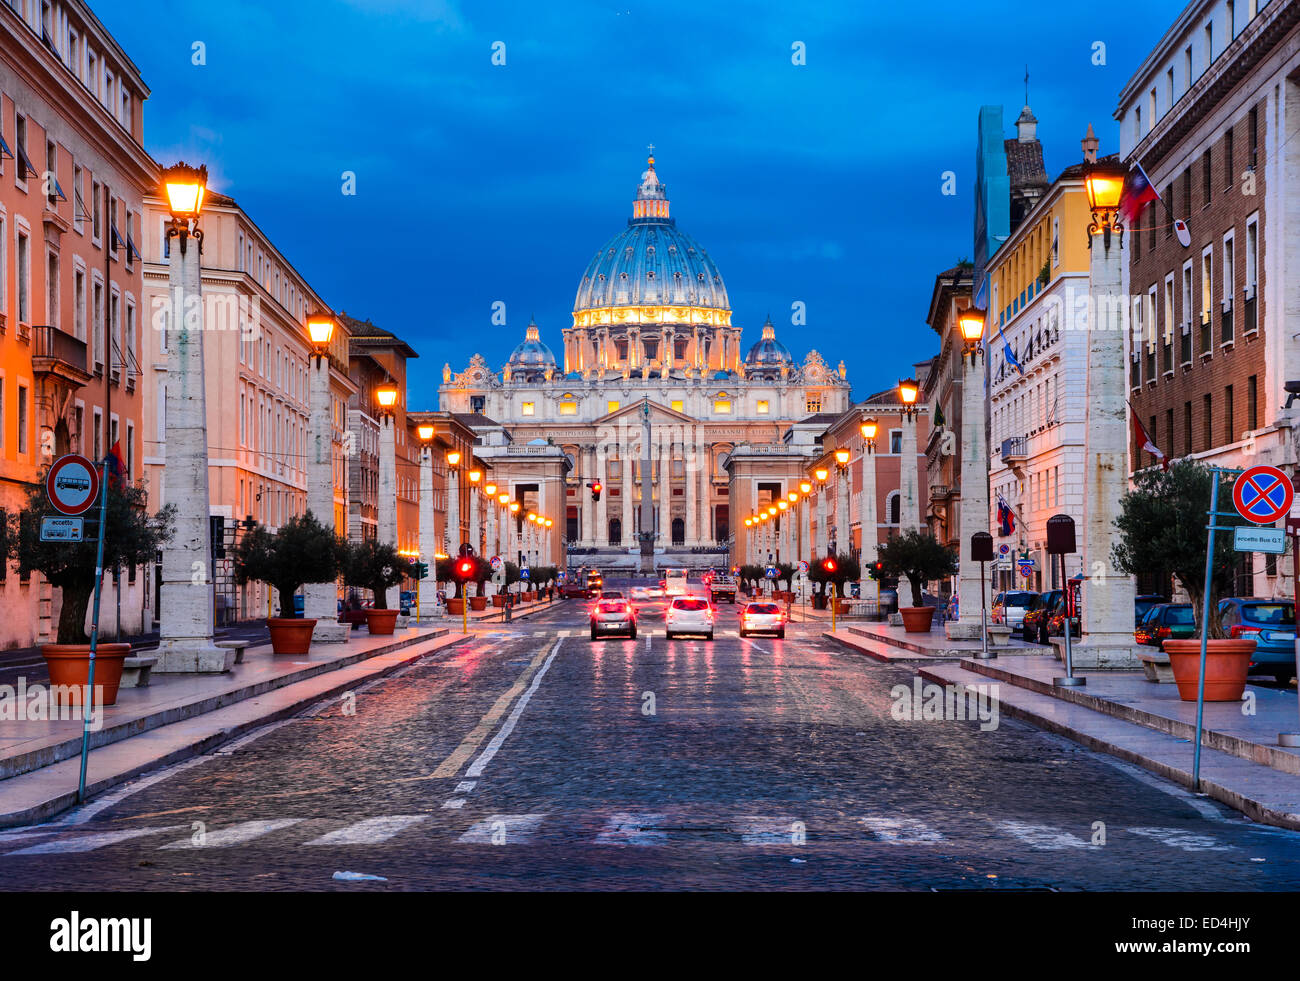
1233;465;1293;525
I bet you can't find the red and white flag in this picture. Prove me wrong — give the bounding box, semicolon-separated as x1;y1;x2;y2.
1132;414;1169;470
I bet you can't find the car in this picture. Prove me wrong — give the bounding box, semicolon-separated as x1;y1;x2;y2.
646;585;665;599
665;596;713;640
739;601;784;638
599;590;624;599
1134;603;1196;646
1021;590;1061;643
590;597;636;640
562;579;588;599
1218;598;1297;683
990;590;1038;630
710;574;738;604
1134;594;1167;627
664;568;690;596
399;589;415;617
630;586;651;601
292;594;304;616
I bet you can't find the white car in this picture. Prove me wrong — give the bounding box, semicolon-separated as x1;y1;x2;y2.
630;586;651;601
665;596;714;640
739;601;785;639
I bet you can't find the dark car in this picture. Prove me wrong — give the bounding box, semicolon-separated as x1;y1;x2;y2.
1135;603;1196;646
1218;598;1296;683
1134;594;1166;627
399;590;415;617
1021;590;1061;644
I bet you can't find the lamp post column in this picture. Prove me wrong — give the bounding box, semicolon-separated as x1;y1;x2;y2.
800;488;811;563
815;483;829;557
155;174;226;673
468;479;480;556
305;342;347;642
658;436;671;546
378;413;399;611
418;446;441;619
595;446;608;546
621;441;633;550
947;343;992;640
859;448;879;604
900;415;921;532
685;426;699;546
446;464;460;556
835;465;850;556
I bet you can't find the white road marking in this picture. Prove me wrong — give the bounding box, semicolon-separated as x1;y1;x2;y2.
465;639;563;779
6;825;185;855
458;814;546;844
595;813;669;846
159;818;303;849
860;816;945;844
1127;827;1234;851
454;781;477;793
304;815;429;846
996;820;1093;850
734;817;803;846
441;798;467;810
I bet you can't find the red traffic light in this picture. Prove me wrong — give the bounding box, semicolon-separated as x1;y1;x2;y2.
454;557;476;581
590;481;602;502
822;558;837;573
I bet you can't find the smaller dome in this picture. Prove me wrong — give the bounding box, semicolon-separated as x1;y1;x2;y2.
745;317;793;366
713;369;731;380
507;320;557;368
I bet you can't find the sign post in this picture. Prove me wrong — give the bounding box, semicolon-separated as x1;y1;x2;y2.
1046;514;1082;687
71;457;109;804
971;532;994;659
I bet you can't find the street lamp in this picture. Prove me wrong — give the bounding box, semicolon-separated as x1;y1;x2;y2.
814;467;829;486
444;448;462;558
859;416;880;605
860;417;878;449
813;467;830;557
417;423;435;442
468;469;482;558
376;382;399;414
415;422;441;621
155;160;225;672
302;311;347;641
375;380;400;610
957;308;985;365
1081;142;1127;251
307;313;336;355
833;448;850;557
897;378;919;422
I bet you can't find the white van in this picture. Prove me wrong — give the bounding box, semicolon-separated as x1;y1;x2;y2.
663;568;690;597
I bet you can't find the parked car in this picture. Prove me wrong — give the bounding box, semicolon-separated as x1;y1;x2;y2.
1134;603;1196;646
1021;590;1061;643
739;601;784;638
590;597;636;640
990;590;1038;630
1218;598;1297;683
1134;594;1167;627
665;596;714;640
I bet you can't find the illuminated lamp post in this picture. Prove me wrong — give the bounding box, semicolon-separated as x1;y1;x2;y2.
814;466;830;557
777;499;789;562
1077;128;1138;663
155;162;228;672
897;379;921;534
858;417;879;605
483;483;498;560
468;469;482;558
946;307;993;641
416;423;442;619
374;381;401;611
786;491;799;564
799;481;812;567
833;447;851;557
444;449;461;560
743;516;754;565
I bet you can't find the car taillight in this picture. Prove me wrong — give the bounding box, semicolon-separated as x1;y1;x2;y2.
1156;626;1171;639
1230;626;1261;640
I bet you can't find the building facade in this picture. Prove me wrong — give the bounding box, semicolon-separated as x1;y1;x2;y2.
1117;0;1300;597
0;0;152;644
437;155;853;572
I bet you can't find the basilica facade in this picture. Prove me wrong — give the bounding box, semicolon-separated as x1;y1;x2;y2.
437;156;852;570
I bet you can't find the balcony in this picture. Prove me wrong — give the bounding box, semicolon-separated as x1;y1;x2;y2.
1000;437;1028;464
929;483;958;502
31;325;91;387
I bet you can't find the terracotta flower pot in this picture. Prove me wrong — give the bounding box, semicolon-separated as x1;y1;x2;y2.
899;606;936;633
267;617;316;655
445;598;465;615
492;595;506;608
365;608;400;635
1162;638;1256;701
41;643;130;707
834;598;852;615
470;596;487;611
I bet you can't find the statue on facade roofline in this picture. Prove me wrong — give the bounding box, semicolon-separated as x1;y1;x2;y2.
838;360;846;380
443;363;451;383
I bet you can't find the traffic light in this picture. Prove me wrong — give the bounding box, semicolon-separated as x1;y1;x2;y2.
453;557;475;582
822;557;837;574
411;561;428;580
589;481;602;502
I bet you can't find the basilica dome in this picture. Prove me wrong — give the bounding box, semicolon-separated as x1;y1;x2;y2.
507;320;556;368
572;155;731;325
745;318;794;368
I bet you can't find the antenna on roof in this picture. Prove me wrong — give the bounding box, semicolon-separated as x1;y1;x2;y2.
1024;65;1030;106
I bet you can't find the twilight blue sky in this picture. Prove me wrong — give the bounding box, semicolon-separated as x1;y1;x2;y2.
96;0;1176;407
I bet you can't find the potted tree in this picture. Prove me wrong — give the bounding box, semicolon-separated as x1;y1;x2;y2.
776;562;796;602
469;556;492;611
1113;460;1254;701
12;468;173;706
876;530;957;632
808;554;860;613
233;512;343;654
344;539;413;634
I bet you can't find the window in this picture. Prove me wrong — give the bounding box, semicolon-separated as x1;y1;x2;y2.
14;113;29;184
1204;23;1213;68
1222;232;1235;343
91;180;101;242
805;393;821;413
756;399;770;414
1164;185;1174;237
1200;248;1213;354
1248;376;1257;430
45;139;57;206
713;399;732;415
1183;401;1192;455
670;400;684;413
1225;126;1234;187
1248;106;1258;170
74;268;85;339
558;401;577;416
16;229;29;324
607;401;620;414
46;252;58;330
886;491;901;525
520;401;535;416
17;385;27;454
125;422;134;481
890;430;902;454
1202;148;1212;205
1245;216;1259;333
92;280;103;368
1203;394;1212;450
125;301;136;365
1225;385;1234;443
107;192;118;257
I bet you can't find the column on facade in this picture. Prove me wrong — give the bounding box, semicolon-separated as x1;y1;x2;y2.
580;445;594;545
621;438;634;548
469;482;480;558
446;466;460;555
305;352;346;641
815;482;829;557
698;438;711;544
800;490;811;564
595;443;609;546
948;349;991;640
418;447;441;617
484;489;497;559
378;416;399;610
858;450;879;603
685;426;699;546
658;433;671;544
900;416;921;533
835;465;850;556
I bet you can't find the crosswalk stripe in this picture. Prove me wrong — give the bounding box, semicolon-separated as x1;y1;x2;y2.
5;825;185;855
996;820;1092;850
733;817;804;846
159;819;303;849
458;814;546;844
860;816;945;844
1127;827;1233;851
304;816;428;846
595;813;669;846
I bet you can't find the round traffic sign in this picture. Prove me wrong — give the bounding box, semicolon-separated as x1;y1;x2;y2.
489;555;503;570
1233;465;1294;525
797;560;809;575
46;454;99;515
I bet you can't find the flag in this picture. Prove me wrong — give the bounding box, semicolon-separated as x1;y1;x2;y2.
1173;218;1192;248
1132;414;1169;470
1120;162;1160;222
933;405;946;428
997;497;1016;537
998;322;1024;376
106;440;127;490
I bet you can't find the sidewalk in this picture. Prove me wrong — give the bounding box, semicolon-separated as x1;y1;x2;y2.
824;621;1044;661
418;595;563;626
0;624;464;827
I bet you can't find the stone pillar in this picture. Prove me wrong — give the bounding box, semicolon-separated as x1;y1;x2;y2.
900;416;921;532
305;351;347;642
621;441;634;549
469;482;481;558
484;490;497;558
685;426;699;546
155;226;228;673
446;465;460;556
418;446;442;620
800;492;811;565
835;465;850;556
815;483;829;557
858;446;879;604
698;438;711;544
580;446;594;545
1078;218;1139;665
595;444;608;546
947;350;991;640
378;414;399;610
658;435;671;545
